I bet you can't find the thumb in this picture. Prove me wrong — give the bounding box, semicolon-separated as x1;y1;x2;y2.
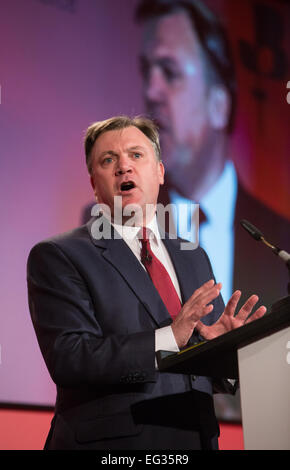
195;320;207;337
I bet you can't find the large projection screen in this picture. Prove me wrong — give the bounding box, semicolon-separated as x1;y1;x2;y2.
1;0;289;423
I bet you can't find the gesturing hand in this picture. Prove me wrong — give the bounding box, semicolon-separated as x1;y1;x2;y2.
171;279;222;348
195;290;267;341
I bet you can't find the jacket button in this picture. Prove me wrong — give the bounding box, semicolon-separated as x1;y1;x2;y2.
120;375;130;383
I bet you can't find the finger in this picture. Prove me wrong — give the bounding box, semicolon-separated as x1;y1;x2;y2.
189;279;215;301
237;294;259;322
180;282;221;324
194;306;214;329
192;285;221;310
224;290;241;316
245;305;267;324
199;284;222;306
175;303;214;331
189;289;220;322
189;282;222;308
195;319;208;337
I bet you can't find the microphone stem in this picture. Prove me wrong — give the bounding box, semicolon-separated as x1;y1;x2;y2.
261;236;279;254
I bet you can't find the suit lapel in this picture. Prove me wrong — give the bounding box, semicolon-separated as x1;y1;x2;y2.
86;217;171;327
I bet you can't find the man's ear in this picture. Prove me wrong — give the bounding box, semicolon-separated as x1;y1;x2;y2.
207;85;231;130
158;161;165;185
90;175;98;202
90;175;95;191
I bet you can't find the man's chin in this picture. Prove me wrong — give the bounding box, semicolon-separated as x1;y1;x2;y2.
118;201;156;226
96;197;156;226
120;203;145;226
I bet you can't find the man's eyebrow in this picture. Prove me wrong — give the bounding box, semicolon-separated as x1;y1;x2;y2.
97;146;146;159
139;54;178;68
98;150;118;158
127;146;147;152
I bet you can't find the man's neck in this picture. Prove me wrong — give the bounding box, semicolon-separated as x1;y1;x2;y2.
110;205;157;228
168;135;228;202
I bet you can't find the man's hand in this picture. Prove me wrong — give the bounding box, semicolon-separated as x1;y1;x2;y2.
171;279;222;348
195;290;267;340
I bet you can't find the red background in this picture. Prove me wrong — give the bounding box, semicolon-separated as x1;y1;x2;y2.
0;408;243;450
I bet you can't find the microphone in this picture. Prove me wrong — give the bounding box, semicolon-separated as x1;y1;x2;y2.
240;219;290;269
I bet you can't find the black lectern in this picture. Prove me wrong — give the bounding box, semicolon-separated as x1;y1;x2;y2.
156;296;290;449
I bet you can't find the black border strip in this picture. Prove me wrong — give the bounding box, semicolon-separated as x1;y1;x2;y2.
0;402;54;412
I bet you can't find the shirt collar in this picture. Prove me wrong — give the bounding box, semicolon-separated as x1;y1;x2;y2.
201;160;237;226
112;214;161;246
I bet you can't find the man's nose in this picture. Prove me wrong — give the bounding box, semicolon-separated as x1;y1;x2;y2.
115;155;133;175
144;67;166;103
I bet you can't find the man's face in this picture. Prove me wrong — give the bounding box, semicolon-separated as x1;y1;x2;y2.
140;11;213;174
90;126;164;223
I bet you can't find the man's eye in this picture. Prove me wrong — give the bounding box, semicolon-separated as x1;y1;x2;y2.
102;157;114;165
133;153;142;159
163;66;181;83
139;57;150;81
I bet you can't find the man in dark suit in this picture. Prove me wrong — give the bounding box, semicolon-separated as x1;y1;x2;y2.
27;116;266;450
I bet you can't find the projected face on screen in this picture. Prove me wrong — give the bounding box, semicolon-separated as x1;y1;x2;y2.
139;10;231;201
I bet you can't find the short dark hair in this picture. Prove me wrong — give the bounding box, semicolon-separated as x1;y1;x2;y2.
136;0;237;133
84;115;161;174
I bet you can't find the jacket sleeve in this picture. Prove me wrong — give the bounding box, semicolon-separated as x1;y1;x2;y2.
27;241;157;389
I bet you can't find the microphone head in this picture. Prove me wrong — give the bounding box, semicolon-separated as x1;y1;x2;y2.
240;219;264;241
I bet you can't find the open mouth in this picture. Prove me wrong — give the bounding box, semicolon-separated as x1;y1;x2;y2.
120;181;136;192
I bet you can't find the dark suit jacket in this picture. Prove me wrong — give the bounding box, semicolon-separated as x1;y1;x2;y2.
27;217;226;450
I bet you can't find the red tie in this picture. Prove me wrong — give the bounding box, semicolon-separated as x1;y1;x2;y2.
140;227;181;320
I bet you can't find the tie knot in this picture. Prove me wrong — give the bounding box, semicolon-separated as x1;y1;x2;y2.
140;226;149;241
139;226;154;244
